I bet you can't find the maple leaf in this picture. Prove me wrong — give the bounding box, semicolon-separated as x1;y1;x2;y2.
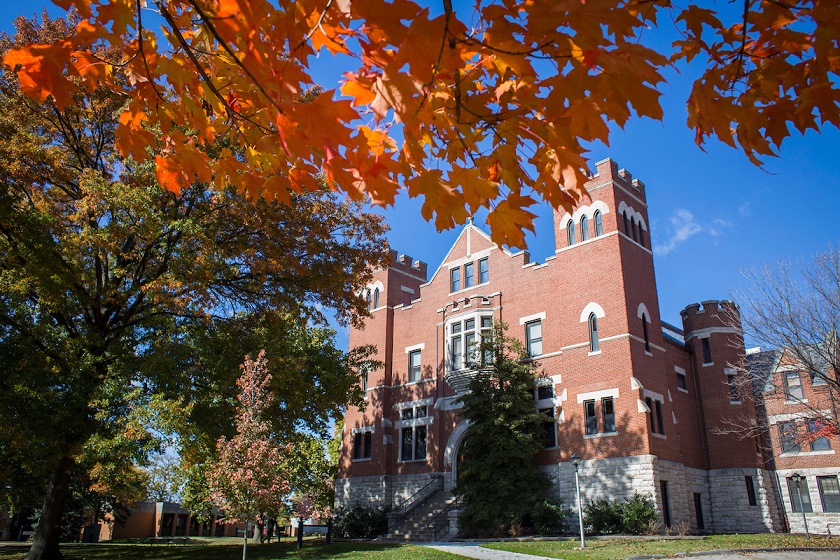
486;194;537;250
3;42;76;107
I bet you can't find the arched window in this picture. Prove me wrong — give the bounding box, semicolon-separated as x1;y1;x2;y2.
638;225;645;247
373;288;380;308
567;220;576;246
642;314;650;352
594;210;603;236
580;216;590;241
630;216;638;241
623;211;630;236
365;289;371;311
589;313;599;353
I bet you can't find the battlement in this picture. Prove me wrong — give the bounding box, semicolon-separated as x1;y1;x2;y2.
591;158;646;199
388;249;428;280
680;299;741;333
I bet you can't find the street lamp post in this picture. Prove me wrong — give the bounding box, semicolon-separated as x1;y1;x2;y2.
790;473;810;539
570;453;585;549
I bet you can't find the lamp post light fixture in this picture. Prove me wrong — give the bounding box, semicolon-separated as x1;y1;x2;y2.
789;473;810;539
570;452;585;549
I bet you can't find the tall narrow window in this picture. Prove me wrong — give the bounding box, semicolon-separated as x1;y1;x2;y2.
481;316;494;364
780;422;800;453
788;477;813;513
450;267;461;292
784;372;804;401
464;261;475;288
373;288;380;308
361;365;369;392
580;216;590;241
478;257;489;284
655;400;665;435
588;313;600;353
408;350;422;383
451;322;463;370
630;216;638;241
676;370;688;391
660;481;672;527
623;211;630;235
353;431;372;460
366;289;371;311
638;225;646;247
594;210;604;236
541;408;557;448
646;397;655;432
818;476;840;512
584;400;597;435
809;421;831;451
602;397;616;433
728;374;740;403
701;337;712;364
745;476;757;506
401;425;427;461
526;320;543;357
567;221;576;246
464;318;476;364
642;315;650;352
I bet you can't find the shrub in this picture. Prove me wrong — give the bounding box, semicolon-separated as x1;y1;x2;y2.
583;499;623;535
583;493;658;535
527;497;573;535
331;504;390;539
620;493;659;534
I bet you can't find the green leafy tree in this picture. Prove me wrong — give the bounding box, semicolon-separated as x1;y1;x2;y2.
456;324;557;537
0;15;387;560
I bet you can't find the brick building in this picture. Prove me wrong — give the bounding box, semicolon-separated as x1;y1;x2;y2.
336;158;790;536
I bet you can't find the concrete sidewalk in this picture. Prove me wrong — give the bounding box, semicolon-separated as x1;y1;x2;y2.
422;543;840;560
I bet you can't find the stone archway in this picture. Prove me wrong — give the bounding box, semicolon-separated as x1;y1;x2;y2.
443;419;471;492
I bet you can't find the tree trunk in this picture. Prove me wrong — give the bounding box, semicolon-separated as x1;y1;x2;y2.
26;454;74;560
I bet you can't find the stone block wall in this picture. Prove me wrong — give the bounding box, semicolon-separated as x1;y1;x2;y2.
707;468;781;533
335;472;443;510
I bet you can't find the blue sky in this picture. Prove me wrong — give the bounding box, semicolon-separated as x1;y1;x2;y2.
4;2;838;348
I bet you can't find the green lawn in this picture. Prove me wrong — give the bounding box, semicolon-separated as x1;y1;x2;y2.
483;533;840;559
0;539;465;560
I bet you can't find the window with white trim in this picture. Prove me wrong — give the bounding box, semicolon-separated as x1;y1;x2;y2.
676;369;688;391
478;257;489;284
701;337;712;364
365;289;371;311
567;220;576;246
646;396;665;435
818;476;840;512
353;430;372;460
464;261;475;288
594;210;603;236
602;397;616;433
450;267;461;292
448;313;494;371
784;372;804;401
788;476;813;512
584;400;597;435
399;405;428;461
583;395;616;436
580;216;590;241
541;407;557;448
809;421;831;451
588;313;600;353
642;314;650;352
408;350;422;383
779;422;799;453
525;320;543;358
373;288;380;308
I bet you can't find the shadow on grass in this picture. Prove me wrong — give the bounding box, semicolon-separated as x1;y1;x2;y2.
0;541;462;560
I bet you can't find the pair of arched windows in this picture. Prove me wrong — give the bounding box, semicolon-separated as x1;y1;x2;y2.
567;210;604;246
365;288;381;311
622;211;646;247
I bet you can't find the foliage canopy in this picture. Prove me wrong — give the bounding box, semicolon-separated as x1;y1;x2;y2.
4;0;839;248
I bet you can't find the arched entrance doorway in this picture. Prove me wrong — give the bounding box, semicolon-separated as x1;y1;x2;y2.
443;420;470;492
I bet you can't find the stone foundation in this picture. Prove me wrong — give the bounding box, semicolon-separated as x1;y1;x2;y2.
335;472;444;510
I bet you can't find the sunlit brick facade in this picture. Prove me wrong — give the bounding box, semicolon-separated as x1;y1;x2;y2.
336;158;787;534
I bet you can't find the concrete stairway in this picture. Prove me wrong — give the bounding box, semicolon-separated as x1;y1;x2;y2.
383;491;459;542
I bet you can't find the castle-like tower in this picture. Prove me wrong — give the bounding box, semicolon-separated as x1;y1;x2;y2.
336;159;783;536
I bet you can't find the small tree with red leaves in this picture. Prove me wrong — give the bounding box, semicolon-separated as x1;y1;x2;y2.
208;351;290;560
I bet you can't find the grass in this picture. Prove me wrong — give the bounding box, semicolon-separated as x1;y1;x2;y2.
0;539;466;560
483;533;840;559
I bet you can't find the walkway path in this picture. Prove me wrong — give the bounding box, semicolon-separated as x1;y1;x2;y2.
422;543;840;560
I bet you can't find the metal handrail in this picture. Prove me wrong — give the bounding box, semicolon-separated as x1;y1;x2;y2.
431;493;462;541
388;475;443;529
